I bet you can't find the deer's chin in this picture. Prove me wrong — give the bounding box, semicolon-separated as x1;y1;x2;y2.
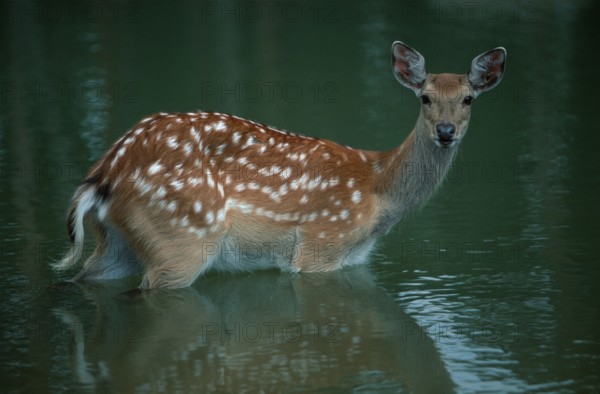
434;138;459;149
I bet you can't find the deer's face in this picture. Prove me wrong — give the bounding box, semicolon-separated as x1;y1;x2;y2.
391;41;506;149
419;74;474;149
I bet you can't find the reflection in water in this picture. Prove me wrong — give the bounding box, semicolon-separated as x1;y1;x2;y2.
77;32;112;162
54;267;454;393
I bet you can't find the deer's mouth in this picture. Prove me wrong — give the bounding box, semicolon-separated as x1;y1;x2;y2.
434;138;456;148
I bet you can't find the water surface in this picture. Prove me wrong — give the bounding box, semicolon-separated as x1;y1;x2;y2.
1;0;599;392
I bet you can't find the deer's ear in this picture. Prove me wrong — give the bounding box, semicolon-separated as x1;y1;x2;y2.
392;41;427;95
468;47;506;97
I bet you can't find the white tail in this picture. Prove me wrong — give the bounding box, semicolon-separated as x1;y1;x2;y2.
56;41;506;289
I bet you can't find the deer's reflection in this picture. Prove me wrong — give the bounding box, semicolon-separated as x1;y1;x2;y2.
55;267;454;393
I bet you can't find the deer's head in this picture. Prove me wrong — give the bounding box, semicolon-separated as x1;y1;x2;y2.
392;41;506;149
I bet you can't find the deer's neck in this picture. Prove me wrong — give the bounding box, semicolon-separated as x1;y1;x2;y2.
375;115;457;232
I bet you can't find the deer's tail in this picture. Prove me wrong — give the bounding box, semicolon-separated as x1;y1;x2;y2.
53;185;99;271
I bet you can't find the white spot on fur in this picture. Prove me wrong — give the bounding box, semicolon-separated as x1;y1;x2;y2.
96;200;109;221
226;199;254;214
351;190;362;203
278;184;288;196
135;178;152;196
188;177;202;186
215;121;227;131
307;176;322;191
242;136;256;148
290;173;310;190
167;136;179;149
153;186;167;200
148;161;163;175
206;170;215;188
213;209;223;223
170;180;184;190
205;211;215;224
215;144;227;155
183;142;193;156
190;126;200;142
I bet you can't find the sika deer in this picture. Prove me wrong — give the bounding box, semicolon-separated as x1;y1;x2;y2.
56;42;506;289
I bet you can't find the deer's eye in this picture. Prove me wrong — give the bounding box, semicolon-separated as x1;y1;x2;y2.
463;96;474;106
421;95;431;105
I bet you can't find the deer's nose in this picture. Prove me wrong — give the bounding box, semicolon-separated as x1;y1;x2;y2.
436;123;456;142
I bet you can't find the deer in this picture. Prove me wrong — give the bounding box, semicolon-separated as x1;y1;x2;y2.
55;41;506;289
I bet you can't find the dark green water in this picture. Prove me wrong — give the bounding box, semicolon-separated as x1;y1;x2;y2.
1;0;599;392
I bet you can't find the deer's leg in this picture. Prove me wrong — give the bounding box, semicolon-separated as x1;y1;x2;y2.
292;235;376;272
71;219;142;282
290;238;337;272
139;235;222;290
